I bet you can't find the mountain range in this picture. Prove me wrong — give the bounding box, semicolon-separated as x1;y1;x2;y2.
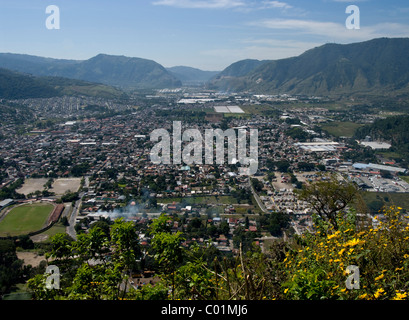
166;66;219;86
0;67;126;100
208;38;409;97
0;37;409;98
0;53;182;90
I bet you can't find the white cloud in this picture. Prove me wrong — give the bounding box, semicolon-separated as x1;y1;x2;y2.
248;18;409;42
332;0;368;2
261;1;293;10
152;0;295;11
151;0;246;9
201;39;323;68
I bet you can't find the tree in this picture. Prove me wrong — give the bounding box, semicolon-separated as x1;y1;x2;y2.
0;240;24;296
151;231;185;298
259;212;291;237
110;218;141;271
29;219;142;300
295;174;358;230
148;213;172;234
251;178;264;192
275;160;291;173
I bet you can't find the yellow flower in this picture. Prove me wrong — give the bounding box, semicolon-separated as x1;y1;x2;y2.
344;238;362;247
284;288;289;294
332;285;339;290
328;233;338;240
338;248;346;255
375;274;384;281
393;292;407;300
359;293;368;299
374;288;385;299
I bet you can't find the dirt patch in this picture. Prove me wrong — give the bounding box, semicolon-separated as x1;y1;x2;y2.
52;178;82;196
17;251;47;267
16;178;48;196
30;233;50;243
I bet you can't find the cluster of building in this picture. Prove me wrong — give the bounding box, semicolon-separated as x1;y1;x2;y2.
1;90;408;246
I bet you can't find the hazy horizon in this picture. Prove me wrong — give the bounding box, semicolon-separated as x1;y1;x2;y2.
1;0;409;70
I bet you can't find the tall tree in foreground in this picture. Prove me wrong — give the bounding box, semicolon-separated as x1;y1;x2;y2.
295;174;358;230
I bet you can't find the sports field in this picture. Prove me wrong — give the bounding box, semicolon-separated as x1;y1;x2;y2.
0;203;54;237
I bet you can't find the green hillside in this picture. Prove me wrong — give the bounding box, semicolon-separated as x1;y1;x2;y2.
210;38;409;97
0;53;182;90
0;68;126;99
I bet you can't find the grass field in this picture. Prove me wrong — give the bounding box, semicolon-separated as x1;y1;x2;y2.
360;191;409;212
0;203;54;237
320;121;364;137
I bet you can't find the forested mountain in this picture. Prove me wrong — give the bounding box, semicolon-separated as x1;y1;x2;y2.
0;53;182;90
0;68;125;99
167;66;219;85
208;38;409;97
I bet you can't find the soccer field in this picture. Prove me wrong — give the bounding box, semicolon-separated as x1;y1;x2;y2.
0;203;54;237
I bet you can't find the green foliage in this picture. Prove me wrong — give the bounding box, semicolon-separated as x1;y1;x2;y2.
282;206;409;300
259;212;291;237
151;231;185;273
26;205;409;301
28;219;142;300
60;191;79;203
211;38;409;97
286;127;311;142
354;115;409;164
0;240;24;296
0;178;25;201
295;174;358;230
0;68;60;99
251;178;264;192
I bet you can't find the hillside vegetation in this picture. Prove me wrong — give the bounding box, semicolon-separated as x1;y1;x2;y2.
0;68;126;99
209;38;409;98
0;53;181;90
354;115;409;165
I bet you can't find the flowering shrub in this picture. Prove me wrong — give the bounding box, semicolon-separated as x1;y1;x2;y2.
282;206;409;300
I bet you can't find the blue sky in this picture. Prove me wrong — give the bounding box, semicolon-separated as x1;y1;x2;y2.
0;0;408;70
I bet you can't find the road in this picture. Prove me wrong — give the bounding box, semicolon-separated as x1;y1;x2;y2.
65;176;89;240
248;177;268;213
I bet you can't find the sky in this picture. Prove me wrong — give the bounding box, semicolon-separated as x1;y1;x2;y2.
0;0;408;71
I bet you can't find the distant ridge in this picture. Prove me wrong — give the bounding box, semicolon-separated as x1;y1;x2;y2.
0;53;182;90
167;66;220;85
208;38;409;97
0;68;125;99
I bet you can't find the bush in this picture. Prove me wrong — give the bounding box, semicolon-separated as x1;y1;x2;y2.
282;206;409;300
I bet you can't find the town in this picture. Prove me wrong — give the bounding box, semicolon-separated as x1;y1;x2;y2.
1;90;408;260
